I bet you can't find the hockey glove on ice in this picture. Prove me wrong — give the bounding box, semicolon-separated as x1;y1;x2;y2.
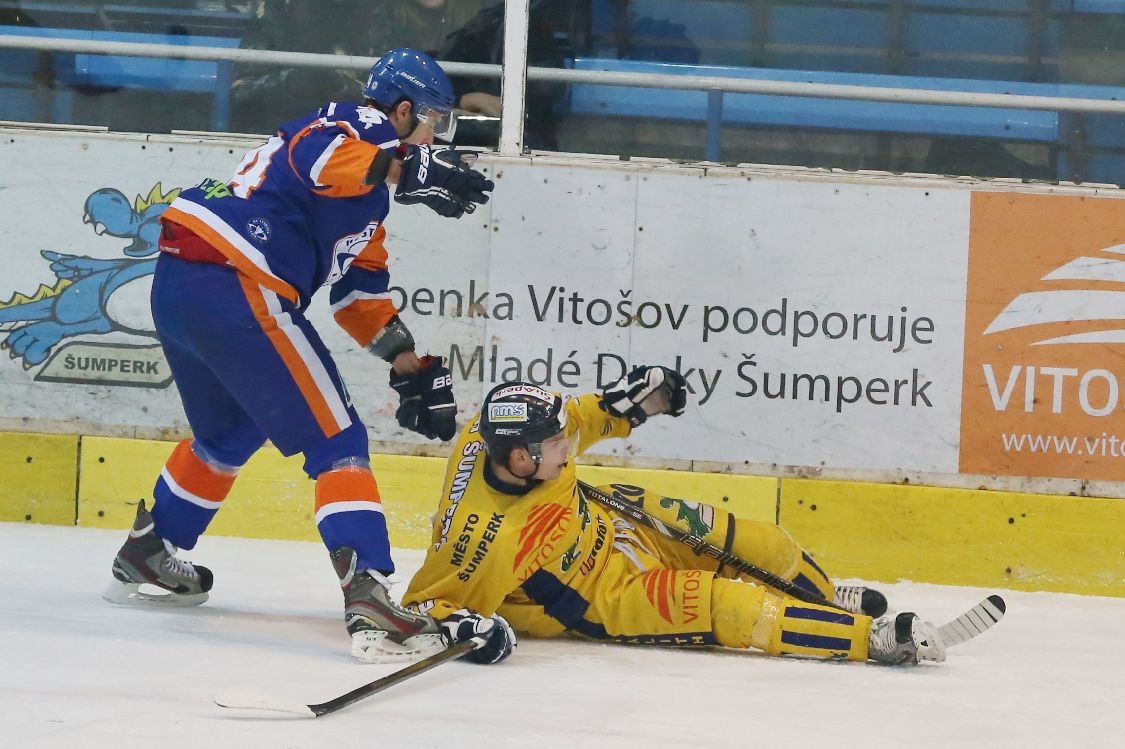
388;355;457;441
440;609;517;665
394;144;494;219
600;365;688;426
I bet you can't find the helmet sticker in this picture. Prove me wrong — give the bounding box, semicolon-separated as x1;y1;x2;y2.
492;384;554;404
493;427;527;436
488;402;529;423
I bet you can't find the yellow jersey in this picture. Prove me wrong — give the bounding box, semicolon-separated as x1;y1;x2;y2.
403;392;631;636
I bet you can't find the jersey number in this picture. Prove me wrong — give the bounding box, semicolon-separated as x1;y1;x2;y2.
229;136;284;198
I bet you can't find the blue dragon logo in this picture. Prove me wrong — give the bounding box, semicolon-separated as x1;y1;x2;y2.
0;184;179;369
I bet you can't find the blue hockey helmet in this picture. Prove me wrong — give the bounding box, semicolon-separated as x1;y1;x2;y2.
362;48;458;140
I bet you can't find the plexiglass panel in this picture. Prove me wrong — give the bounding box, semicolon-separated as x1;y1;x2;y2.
1;1;1123;184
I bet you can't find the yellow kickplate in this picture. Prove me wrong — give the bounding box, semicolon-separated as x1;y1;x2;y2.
77;436;447;549
581;465;777;523
780;478;1125;597
0;432;78;525
77;436;318;541
21;430;1125;596
369;453;446;551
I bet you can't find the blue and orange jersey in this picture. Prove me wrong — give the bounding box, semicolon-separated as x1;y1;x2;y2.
161;101;402;346
403;393;633;637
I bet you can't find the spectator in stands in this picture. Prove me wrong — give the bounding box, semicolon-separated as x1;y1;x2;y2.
231;0;483;133
438;0;569;151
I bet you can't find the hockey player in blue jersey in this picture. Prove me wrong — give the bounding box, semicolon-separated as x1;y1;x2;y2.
103;48;494;663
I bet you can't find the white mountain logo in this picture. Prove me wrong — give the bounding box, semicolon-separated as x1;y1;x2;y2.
984;243;1125;345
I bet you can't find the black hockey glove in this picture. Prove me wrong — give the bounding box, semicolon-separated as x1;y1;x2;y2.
600;365;688;427
388;355;457;440
394;144;494;219
440;609;517;665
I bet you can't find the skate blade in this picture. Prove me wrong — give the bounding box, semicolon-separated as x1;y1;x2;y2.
102;579;208;607
350;631;445;664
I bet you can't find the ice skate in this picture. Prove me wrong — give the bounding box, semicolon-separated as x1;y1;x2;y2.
102;500;213;606
834;585;888;618
867;612;947;665
331;547;445;663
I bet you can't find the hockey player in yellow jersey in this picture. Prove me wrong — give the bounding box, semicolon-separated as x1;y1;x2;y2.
405;366;947;666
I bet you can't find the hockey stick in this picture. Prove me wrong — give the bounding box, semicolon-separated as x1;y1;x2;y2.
938;594;1006;647
214;639;477;718
577;480;853;612
578;481;1008;648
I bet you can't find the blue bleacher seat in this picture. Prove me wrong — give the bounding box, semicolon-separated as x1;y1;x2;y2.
588;0;1072;79
1060;1;1125;12
0;24;238;131
570;58;1063;140
100;4;251;37
767;5;890;74
903;11;1060;82
625;0;754;66
568;57;1125;181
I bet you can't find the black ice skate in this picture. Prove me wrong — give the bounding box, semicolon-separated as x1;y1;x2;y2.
102;499;213;607
834;585;889;618
331;547;445;663
867;612;946;665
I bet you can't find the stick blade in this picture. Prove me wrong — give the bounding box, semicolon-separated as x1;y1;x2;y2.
213;691;316;718
937;594;1007;647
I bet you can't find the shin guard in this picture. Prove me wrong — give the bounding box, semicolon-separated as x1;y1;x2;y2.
711;579;869;661
315;466;393;574
151;440;238;550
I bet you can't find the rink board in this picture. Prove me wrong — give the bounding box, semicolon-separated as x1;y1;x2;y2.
4;127;1125;493
75;436;443;551
70;435;777;551
0;432;77;525
2;431;1117;596
782;478;1125;597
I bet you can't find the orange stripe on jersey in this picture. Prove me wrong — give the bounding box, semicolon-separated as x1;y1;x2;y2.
353;224;389;271
161;205;299;305
333;297;399;347
513;503;570;572
315;466;380;511
331;223;394;345
312;139;380;198
236;274;344;437
166;440;237;502
287;119;378;198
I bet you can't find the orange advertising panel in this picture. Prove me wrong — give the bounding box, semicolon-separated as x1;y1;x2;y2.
962;192;1125;480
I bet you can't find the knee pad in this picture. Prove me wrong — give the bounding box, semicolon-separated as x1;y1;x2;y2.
189;440;245;475
303;421;370;478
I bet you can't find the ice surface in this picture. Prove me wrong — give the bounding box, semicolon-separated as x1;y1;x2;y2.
1;522;1121;748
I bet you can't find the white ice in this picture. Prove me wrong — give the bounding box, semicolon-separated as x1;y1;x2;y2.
1;522;1120;749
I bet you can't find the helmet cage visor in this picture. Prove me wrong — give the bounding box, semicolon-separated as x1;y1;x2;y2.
524;427;579;466
416;102;458;141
